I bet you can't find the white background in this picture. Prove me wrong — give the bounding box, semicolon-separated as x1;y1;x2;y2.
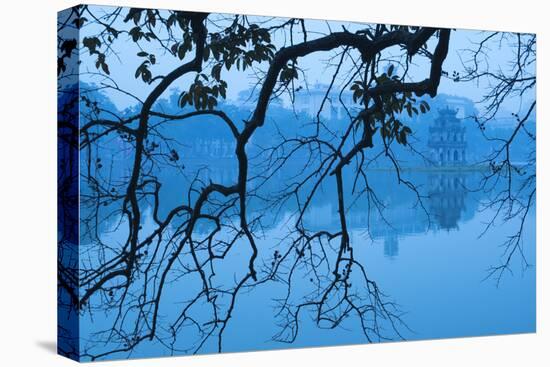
0;0;547;365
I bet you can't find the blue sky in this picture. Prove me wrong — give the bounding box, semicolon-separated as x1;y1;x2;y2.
78;5;535;118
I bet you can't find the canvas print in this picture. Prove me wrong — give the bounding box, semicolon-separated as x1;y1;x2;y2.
57;4;536;362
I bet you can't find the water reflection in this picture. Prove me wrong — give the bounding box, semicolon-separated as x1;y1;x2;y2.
428;173;468;231
384;233;399;258
82;164;535;359
295;171;478;260
155;164;485;260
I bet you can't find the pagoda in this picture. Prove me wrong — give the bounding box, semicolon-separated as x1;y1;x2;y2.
427;107;467;166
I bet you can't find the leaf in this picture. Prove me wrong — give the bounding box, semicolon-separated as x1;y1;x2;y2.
405;103;412;118
60;39;77;57
203;46;210;62
178;92;189;107
106;26;119;38
211;64;222;81
177;44;186;60
207;96;217;110
420;100;430;113
124;8;143;24
101;62;110;75
352;87;363;103
146;10;156;28
142;68;152;83
72;16;88;29
399;130;407;145
82;37;101;54
129;27;142;42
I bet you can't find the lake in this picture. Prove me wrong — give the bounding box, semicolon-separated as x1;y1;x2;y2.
79;168;536;359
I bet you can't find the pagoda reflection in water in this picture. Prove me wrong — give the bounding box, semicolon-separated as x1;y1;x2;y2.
427;173;468;231
300;171;475;259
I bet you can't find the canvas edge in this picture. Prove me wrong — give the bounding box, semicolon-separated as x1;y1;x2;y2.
57;5;82;362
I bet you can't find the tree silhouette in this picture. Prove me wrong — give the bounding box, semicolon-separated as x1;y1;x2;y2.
455;32;536;283
57;5;535;360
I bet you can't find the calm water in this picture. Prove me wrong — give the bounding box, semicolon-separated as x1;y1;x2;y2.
80;169;535;359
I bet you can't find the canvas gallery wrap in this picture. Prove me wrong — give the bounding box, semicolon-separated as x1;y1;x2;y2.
57;4;536;362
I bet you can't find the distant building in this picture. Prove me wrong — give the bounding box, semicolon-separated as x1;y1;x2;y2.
442;97;469;119
237;88;283;109
427;107;467;166
191;138;235;158
293;83;357;120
